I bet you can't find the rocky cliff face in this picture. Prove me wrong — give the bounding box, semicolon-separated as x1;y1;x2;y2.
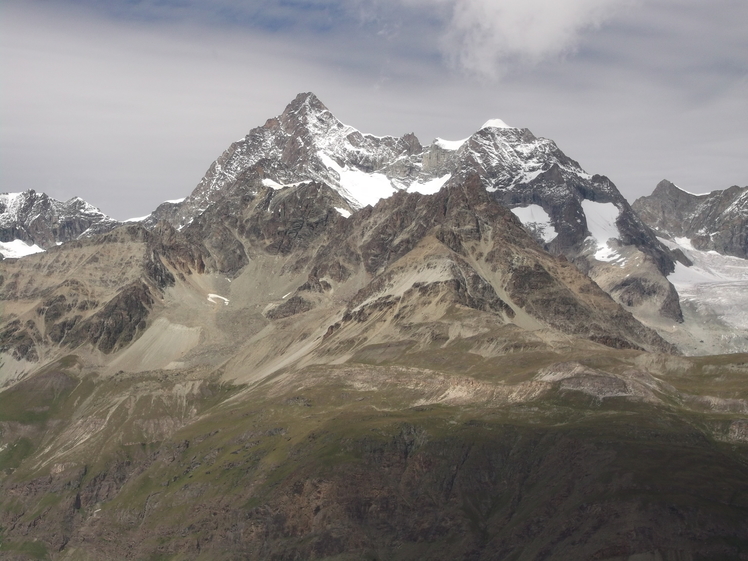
633;179;748;258
0;191;120;254
0;93;683;381
4;95;679;321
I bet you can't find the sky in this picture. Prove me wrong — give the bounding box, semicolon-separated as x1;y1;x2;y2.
1;0;746;220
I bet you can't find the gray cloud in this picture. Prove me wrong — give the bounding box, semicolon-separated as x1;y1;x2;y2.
414;0;637;77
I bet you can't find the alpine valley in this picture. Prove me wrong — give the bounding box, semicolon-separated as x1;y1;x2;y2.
1;93;747;561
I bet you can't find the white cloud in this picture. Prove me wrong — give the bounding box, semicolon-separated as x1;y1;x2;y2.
407;0;635;77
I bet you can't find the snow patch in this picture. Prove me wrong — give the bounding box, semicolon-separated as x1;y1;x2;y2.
581;200;621;262
481;118;512;130
318;153;396;208
334;207;351;218
0;192;23;202
261;178;312;190
262;178;285;190
207;294;229;305
660;237;748;337
673;236;694;250
0;239;45;259
669;262;730;285
124;215;149;223
165;197;185;204
434;138;468;150
672;183;708;197
660;237;748;287
510;205;557;243
408;174;451;195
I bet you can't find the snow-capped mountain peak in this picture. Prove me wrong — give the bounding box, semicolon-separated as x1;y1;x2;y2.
0;190;119;257
480;118;513;130
148;93;679;327
633;179;748;259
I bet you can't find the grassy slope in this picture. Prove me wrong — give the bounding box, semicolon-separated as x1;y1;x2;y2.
0;351;747;560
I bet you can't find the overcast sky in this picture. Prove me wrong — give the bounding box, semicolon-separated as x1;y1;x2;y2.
2;0;746;220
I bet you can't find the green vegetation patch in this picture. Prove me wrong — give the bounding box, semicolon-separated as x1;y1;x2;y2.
0;539;49;559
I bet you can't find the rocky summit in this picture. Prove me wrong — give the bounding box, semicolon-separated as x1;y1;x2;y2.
633;179;748;259
0;191;120;257
1;94;747;561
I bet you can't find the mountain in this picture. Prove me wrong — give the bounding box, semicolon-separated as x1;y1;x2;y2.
0;174;673;384
632;179;748;258
2;94;748;560
138;92;683;326
0;190;120;258
631;179;748;355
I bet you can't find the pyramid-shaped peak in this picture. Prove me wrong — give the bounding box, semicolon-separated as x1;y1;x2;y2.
653;179;703;198
654;179;679;193
284;92;331;117
276;92;349;139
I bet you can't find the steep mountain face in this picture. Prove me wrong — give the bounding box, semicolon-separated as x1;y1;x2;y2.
149;93;681;324
633;179;748;258
0;175;673;389
0;191;120;258
0;223;205;380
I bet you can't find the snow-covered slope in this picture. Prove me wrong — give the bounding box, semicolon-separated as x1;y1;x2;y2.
0;239;45;259
656;237;748;355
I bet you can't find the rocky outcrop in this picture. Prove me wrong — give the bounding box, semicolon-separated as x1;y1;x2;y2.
0;220;210;368
277;175;675;353
63;280;153;353
0;190;120;250
633;179;748;258
0;319;40;362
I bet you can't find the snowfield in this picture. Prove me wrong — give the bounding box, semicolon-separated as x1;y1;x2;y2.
581;200;622;262
0;239;45;259
511;205;558;243
660;237;748;352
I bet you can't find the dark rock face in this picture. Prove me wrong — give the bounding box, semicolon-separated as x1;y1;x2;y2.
0;94;679;365
0;319;40;361
265;295;314;319
0;221;208;361
170;94;674;272
633;179;748;258
270;176;672;353
0;190;120;249
181;180;351;275
65;281;153;354
609;277;684;323
454;133;675;276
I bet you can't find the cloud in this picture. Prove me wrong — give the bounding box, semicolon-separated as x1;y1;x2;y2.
33;1;639;79
415;0;636;77
1;0;745;221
